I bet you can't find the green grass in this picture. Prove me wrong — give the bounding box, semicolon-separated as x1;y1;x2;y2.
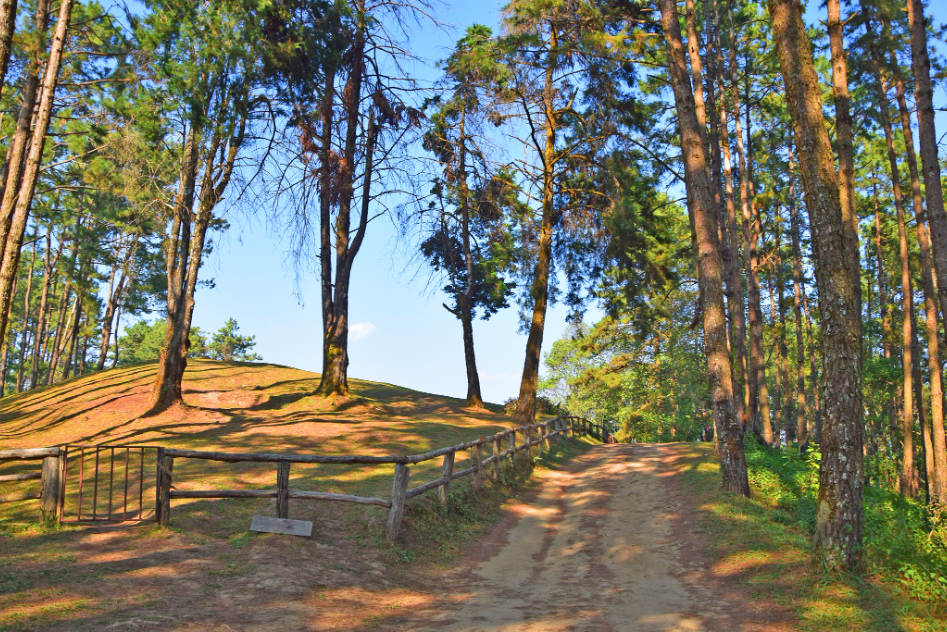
680;438;947;631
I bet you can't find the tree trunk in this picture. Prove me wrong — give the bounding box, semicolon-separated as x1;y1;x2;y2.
714;17;748;428
150;122;198;411
745;92;772;443
0;0;74;350
826;0;862;347
110;303;122;369
0;0;18;99
15;236;37;392
28;232;61;389
97;250;130;371
457;103;484;409
874;64;918;496
788;147;807;449
726;0;759;433
768;0;863;570
774;205;792;445
907;0;947;503
317;14;373;398
60;296;82;380
660;0;749;496
515;29;558;422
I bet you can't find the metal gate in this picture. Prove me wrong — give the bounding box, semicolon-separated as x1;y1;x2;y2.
59;445;159;523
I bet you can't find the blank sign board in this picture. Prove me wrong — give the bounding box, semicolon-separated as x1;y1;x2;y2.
250;515;313;537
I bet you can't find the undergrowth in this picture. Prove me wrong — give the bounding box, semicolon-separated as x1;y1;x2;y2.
744;439;947;605
684;437;947;630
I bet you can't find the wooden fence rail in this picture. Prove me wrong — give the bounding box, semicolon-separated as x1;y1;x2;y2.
1;415;614;539
157;414;613;540
0;447;61;520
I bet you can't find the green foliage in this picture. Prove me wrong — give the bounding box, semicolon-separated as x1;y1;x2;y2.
208;318;262;362
742;438;947;606
540;286;711;442
116;318;260;364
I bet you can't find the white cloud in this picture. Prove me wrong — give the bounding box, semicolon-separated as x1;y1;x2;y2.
350;322;377;342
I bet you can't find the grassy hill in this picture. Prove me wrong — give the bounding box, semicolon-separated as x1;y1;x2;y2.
0;361;573;631
0;360;519;527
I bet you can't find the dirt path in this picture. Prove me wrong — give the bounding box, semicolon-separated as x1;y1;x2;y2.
392;443;762;632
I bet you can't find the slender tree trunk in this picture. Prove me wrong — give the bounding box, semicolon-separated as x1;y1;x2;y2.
0;0;18;99
0;0;50;240
714;12;748;427
907;0;947;503
97;252;130;371
788;148;808;450
28;232;61;389
150;121;198;411
15;237;37;392
726;0;760;433
660;0;749;496
318;13;373;398
872;192;892;361
826;0;862;346
744;85;772;443
0;272;16;396
768;0;864;570
774;205;792;445
767;270;782;446
887;50;947;505
111;304;121;369
457;103;484;409
875;69;919;495
0;0;74;349
60;294;82;380
515;29;558;422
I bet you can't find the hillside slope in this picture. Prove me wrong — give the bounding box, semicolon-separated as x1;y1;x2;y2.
0;359;513;454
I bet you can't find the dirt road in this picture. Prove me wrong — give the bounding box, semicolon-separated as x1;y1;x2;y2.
395;443;753;632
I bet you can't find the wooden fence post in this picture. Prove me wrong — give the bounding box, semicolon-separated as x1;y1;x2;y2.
525;426;532;461
509;431;516;460
439;450;455;504
157;451;173;527
276;461;290;519
493;438;501;479
472;443;483;492
40;455;60;521
387;463;410;542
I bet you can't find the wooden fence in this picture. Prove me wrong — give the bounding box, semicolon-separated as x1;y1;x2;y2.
159;415;612;540
0;415;613;540
0;447;61;520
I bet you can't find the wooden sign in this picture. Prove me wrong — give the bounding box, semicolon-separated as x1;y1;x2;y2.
249;515;313;537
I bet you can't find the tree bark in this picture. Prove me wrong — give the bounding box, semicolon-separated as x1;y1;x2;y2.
660;0;749;496
457;102;484;409
713;14;748;427
0;0;75;350
767;0;863;570
15;237;37;393
515;28;558;422
873;63;918;495
826;0;862;346
150;109;246;411
907;0;947;503
28;231;61;389
0;0;18;99
726;0;761;433
788;147;807;449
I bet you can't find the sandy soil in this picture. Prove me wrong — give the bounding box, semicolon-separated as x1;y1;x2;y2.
387;443;789;632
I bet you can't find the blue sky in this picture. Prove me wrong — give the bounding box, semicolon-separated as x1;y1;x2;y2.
180;0;947;405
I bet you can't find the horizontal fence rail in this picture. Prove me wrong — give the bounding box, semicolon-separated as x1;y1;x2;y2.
1;415;614;538
0;447;61;519
156;415;613;540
